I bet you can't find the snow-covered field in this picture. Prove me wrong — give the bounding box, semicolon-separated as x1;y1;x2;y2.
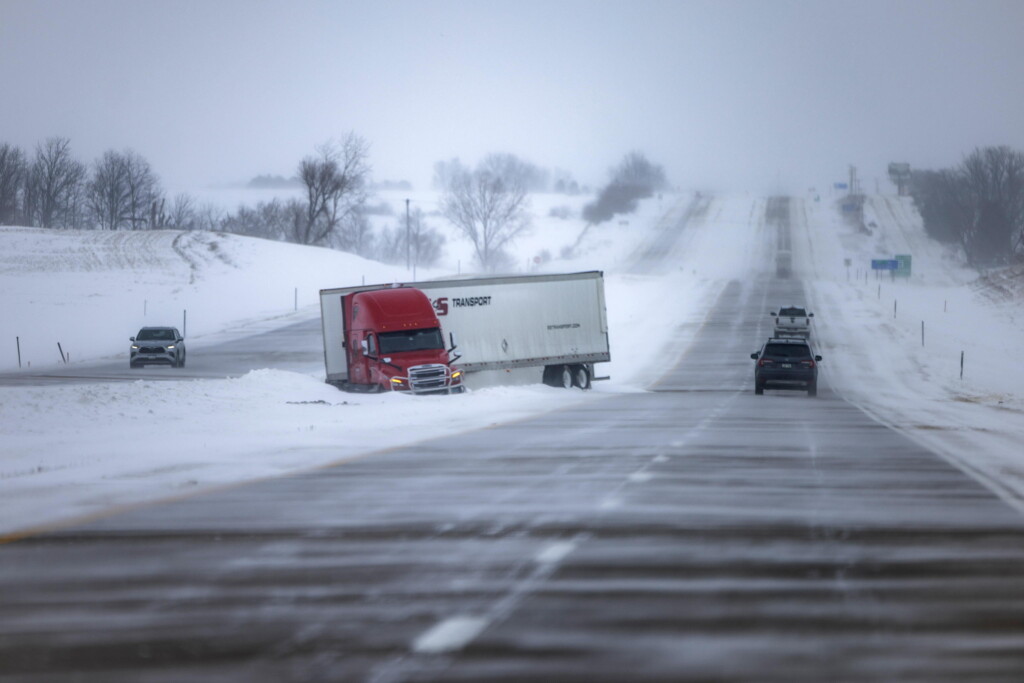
2;189;1023;538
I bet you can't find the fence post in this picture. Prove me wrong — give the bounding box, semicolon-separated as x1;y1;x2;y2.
57;342;66;364
960;351;964;380
921;321;924;347
294;287;298;312
183;310;187;337
16;336;21;368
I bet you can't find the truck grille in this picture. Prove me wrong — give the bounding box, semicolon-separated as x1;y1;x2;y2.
407;364;450;393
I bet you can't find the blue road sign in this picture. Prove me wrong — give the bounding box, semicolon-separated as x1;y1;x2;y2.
871;259;899;270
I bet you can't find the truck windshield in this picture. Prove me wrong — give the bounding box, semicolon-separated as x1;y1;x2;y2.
378;328;444;354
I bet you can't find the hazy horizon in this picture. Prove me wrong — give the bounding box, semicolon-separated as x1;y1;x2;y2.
2;0;1023;194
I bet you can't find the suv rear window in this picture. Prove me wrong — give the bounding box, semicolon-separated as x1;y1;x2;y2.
764;343;811;358
778;307;806;317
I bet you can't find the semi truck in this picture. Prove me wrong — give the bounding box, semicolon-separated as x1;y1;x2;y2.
319;271;610;392
318;285;463;394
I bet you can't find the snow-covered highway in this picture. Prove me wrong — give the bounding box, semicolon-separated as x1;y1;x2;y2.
3;192;1024;680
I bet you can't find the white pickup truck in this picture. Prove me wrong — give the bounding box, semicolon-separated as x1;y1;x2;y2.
771;306;813;338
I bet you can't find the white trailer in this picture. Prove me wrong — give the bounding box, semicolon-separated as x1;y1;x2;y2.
320;271;610;389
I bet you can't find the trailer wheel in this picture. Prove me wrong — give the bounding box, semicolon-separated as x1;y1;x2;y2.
572;365;591;390
559;365;573;389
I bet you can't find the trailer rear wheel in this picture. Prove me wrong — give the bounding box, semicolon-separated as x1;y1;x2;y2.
572;365;591;390
542;365;577;389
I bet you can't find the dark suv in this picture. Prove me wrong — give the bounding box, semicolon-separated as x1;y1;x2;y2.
750;338;821;396
130;327;186;368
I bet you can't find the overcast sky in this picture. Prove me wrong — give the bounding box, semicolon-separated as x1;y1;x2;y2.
2;0;1023;194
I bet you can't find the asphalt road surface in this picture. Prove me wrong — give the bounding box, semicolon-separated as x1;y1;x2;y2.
2;198;1024;681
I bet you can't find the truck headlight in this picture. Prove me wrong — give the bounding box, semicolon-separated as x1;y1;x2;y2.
451;371;462;380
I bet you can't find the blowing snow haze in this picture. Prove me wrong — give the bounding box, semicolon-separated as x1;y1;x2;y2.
2;0;1023;192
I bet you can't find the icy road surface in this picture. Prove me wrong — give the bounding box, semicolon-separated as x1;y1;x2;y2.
2;198;1024;680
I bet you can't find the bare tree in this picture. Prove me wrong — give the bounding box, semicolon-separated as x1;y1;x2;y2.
85;149;162;230
442;154;531;271
295;133;370;246
612;151;667;194
87;150;130;230
376;207;446;267
959;146;1024;263
432;157;467;191
584;151;668;225
27;137;86;228
910;169;969;244
167;193;197;230
0;142;26;225
478;153;548;192
220;198;302;241
911;146;1024;265
122;150;161;229
336;210;374;255
194;202;226;232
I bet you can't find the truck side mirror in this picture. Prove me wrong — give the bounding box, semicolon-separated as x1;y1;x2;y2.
360;339;370;356
448;332;458;353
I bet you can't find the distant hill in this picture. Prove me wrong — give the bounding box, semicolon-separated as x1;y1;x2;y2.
247;174;303;189
371;179;414;191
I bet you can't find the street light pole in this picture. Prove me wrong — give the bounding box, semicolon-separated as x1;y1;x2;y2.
405;198;410;270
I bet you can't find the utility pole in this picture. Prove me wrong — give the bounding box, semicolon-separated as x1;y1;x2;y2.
405;198;411;269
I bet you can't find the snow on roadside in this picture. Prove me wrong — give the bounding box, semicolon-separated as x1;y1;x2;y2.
0;371;588;537
794;194;1024;511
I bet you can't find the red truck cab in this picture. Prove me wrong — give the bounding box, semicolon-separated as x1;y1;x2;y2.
342;287;463;394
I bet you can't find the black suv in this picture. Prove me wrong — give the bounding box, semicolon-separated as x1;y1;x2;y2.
130;327;186;368
750;338;821;396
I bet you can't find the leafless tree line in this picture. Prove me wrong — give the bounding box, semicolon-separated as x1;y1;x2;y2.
911;146;1024;266
583;151;667;225
0;134;384;254
1;135;556;271
0;137;185;231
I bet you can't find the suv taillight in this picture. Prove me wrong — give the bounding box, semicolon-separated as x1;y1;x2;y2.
800;359;816;368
